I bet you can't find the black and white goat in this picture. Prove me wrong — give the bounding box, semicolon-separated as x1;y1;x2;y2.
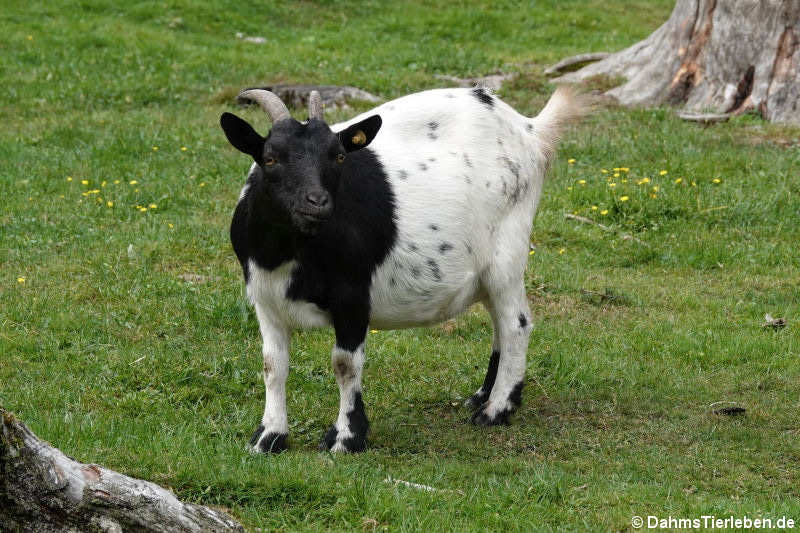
220;85;586;453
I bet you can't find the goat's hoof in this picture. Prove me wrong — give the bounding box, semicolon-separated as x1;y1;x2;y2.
249;425;289;454
469;404;513;427
319;425;367;453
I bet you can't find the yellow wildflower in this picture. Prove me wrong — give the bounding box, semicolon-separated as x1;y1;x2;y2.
370;329;378;333
674;177;683;184
558;248;565;255
620;196;629;202
114;180;120;184
608;182;617;188
139;207;147;212
578;179;586;185
601;169;608;174
567;158;576;164
168;223;174;229
81;179;89;185
129;180;138;185
652;186;660;192
149;203;157;209
107;201;114;207
567;186;573;191
591;205;598;210
600;209;609;215
152;146;159;151
199;182;206;187
17;277;26;283
691;181;697;187
66;176;73;182
621;179;627;183
101;181;107;187
659;170;668;176
637;177;650;185
650;193;657;199
712;178;721;184
529;250;535;256
181;146;188;152
613;172;620;178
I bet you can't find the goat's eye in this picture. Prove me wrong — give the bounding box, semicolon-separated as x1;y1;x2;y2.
264;156;276;166
336;153;346;163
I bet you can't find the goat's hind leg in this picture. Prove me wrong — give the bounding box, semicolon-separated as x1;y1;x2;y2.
470;282;532;426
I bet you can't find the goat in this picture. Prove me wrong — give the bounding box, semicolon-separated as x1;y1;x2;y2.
220;86;587;453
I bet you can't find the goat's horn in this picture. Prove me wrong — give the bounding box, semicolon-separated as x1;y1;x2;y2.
237;89;291;123
308;90;323;120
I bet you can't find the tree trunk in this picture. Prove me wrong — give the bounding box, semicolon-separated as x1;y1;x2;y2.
0;408;244;533
554;0;800;125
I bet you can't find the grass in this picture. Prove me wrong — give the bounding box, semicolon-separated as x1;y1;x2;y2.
2;0;799;531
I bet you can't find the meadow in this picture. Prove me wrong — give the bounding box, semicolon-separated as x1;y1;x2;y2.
1;0;799;530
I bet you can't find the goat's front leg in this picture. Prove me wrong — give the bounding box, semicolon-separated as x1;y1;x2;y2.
250;303;291;454
320;291;370;453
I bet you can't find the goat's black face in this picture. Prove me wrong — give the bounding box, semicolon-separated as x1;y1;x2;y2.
221;113;382;235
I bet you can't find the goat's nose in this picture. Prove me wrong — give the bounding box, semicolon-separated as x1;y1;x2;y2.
306;190;330;208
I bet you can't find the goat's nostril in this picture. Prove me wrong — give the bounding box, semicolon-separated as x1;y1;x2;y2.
306;191;329;208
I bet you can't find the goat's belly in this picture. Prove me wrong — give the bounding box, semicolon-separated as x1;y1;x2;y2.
368;267;483;329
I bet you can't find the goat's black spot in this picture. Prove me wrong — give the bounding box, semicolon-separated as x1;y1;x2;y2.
518;313;528;328
439;242;453;254
472;87;494;109
426;258;442;281
428;121;439;131
389;277;396;287
397;169;408;180
497;137;503;146
428;157;436;162
482;350;500;394
463;153;473;168
445;93;456;99
418;162;428;171
411;266;421;278
526;123;533;132
508;381;524;408
466;244;473;254
408;242;418;252
429;223;439;231
464;174;472;185
486;181;491;188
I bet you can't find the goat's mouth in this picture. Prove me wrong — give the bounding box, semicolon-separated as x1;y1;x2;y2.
293;209;332;234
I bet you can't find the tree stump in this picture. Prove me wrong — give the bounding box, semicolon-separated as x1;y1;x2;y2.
0;408;244;532
554;0;800;125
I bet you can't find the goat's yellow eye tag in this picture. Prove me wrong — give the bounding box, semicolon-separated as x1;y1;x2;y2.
351;130;366;145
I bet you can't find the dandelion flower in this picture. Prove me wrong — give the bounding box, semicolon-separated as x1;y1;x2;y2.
637;177;650;185
107;201;114;207
621;179;627;184
81;179;89;185
613;172;620;178
568;158;576;164
649;193;657;199
591;205;598;210
601;169;608;174
567;186;573;191
101;181;107;187
652;186;660;192
608;182;617;188
149;203;157;209
691;181;697;187
152;146;159;151
17;277;25;283
620;195;629;202
712;178;721;184
529;250;535;256
558;248;565;255
129;180;138;185
181;146;188;152
168;223;174;229
600;209;609;215
674;177;683;184
139;207;148;212
27;35;33;41
370;329;378;334
659;170;668;176
199;182;206;187
66;176;73;182
578;179;586;185
114;179;120;184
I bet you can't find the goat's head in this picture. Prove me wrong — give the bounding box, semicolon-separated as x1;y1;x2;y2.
220;89;382;234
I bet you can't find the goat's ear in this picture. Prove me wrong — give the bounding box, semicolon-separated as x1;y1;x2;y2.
220;112;265;160
338;115;382;153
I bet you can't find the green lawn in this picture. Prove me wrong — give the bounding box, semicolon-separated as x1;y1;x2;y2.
2;1;799;531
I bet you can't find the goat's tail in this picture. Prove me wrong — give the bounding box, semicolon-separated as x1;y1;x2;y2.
529;86;593;165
